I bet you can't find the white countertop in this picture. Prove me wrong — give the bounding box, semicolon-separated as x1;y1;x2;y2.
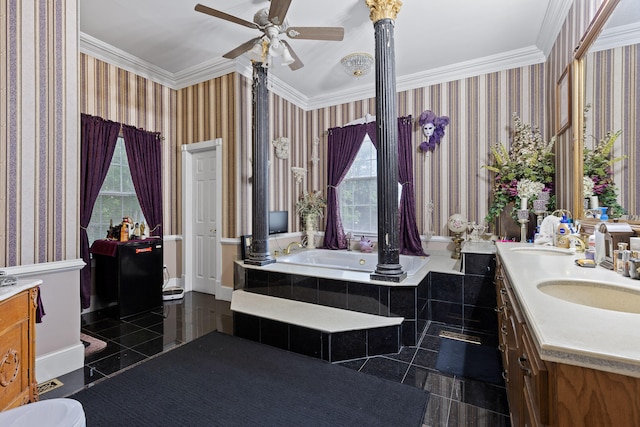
239;249;462;287
497;242;640;378
461;241;497;255
0;279;43;303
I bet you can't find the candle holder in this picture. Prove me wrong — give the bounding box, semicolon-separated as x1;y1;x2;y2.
451;232;464;259
517;209;530;242
533;199;548;232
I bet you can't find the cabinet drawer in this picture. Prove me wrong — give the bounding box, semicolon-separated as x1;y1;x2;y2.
0;293;29;335
520;325;550;425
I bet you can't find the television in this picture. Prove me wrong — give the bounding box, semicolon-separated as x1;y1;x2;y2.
269;211;288;235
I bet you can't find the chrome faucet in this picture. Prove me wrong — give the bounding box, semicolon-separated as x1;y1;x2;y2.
285;241;303;255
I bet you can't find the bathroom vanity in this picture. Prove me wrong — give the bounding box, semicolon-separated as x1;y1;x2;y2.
495;242;640;426
0;281;40;411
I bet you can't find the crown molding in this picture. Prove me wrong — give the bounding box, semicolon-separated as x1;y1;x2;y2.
81;29;551;111
590;21;640;52
537;0;573;56
398;46;546;93
302;46;546;111
80;33;179;88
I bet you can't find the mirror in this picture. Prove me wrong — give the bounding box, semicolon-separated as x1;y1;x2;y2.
575;0;639;219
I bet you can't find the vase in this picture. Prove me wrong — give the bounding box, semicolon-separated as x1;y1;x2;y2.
497;202;535;241
305;214;317;249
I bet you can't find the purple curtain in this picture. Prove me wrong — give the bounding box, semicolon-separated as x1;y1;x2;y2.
397;117;426;255
322;123;369;249
80;114;120;309
122;124;163;237
354;117;425;256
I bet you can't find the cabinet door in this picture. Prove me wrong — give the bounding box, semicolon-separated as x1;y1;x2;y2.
0;291;32;411
520;324;550;426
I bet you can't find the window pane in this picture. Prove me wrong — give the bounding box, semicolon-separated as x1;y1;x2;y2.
339;137;377;235
87;138;146;245
338;134;402;236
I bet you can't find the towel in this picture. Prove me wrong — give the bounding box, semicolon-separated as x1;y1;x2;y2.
36;286;46;323
534;215;561;245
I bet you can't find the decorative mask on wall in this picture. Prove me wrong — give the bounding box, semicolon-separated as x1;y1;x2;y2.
273;137;290;159
418;110;450;152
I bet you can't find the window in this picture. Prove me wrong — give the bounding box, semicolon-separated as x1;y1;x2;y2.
87;137;145;244
339;135;402;236
339;136;378;235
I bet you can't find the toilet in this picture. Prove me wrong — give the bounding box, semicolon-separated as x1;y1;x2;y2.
0;398;86;427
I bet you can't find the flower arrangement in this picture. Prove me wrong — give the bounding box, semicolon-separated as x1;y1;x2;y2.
516;179;545;201
583;129;626;217
484;113;556;224
295;190;327;219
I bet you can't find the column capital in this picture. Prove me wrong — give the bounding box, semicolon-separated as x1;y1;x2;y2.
365;0;402;22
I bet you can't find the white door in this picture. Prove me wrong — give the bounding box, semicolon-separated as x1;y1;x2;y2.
192;149;217;293
182;139;222;297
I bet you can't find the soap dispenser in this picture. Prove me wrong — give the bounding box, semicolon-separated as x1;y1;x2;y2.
556;215;571;248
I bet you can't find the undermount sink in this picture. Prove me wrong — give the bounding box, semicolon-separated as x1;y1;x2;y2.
537;280;640;314
510;247;574;256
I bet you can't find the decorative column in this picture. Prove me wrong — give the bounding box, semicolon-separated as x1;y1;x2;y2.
366;0;406;283
246;62;275;266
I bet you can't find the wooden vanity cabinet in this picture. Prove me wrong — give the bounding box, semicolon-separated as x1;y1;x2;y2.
0;287;38;411
497;257;551;426
496;256;640;427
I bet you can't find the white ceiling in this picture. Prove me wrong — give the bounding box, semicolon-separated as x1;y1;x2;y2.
80;0;575;110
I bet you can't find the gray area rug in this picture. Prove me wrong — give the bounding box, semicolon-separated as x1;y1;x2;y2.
71;331;429;426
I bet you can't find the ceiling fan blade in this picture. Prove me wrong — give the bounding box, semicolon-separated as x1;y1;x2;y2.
268;0;292;26
281;41;304;71
195;3;257;29
286;27;345;41
222;37;263;59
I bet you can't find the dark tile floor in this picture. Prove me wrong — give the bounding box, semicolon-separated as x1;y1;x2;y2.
40;291;510;427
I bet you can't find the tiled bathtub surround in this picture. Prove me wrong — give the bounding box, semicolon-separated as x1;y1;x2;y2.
235;263;429;346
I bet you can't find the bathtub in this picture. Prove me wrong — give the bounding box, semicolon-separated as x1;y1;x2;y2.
277;248;429;276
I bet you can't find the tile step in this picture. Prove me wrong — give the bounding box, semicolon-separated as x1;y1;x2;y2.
231;290;403;333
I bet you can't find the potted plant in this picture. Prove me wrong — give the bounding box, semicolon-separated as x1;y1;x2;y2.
295;190;326;248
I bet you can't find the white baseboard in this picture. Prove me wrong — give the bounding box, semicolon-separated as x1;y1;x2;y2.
36;342;85;384
216;282;233;302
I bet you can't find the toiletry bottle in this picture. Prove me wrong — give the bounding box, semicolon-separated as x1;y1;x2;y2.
556;215;571;248
586;234;596;260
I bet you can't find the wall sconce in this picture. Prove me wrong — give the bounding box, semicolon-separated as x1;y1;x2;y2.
272;137;290;159
291;167;307;184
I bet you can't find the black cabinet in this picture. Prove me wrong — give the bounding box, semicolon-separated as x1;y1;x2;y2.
93;239;163;318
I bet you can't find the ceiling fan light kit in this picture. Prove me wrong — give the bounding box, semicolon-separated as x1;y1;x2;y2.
195;0;344;71
341;52;374;78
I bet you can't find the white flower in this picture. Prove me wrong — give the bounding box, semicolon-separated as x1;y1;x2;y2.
517;179;544;200
583;176;594;197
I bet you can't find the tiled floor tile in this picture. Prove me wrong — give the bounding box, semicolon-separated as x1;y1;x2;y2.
422;394;451;427
40;292;511;427
359;356;410;383
447;400;510;427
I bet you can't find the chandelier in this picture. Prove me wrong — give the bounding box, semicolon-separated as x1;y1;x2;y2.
340;52;374;78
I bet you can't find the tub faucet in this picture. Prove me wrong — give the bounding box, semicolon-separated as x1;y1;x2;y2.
285;242;303;255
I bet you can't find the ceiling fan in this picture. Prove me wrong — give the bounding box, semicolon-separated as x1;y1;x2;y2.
195;0;344;70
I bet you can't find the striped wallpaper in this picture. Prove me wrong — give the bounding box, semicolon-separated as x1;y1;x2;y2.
3;0;634;269
79;54;178;235
1;0;78;267
586;44;640;215
238;65;548;237
175;73;238;237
